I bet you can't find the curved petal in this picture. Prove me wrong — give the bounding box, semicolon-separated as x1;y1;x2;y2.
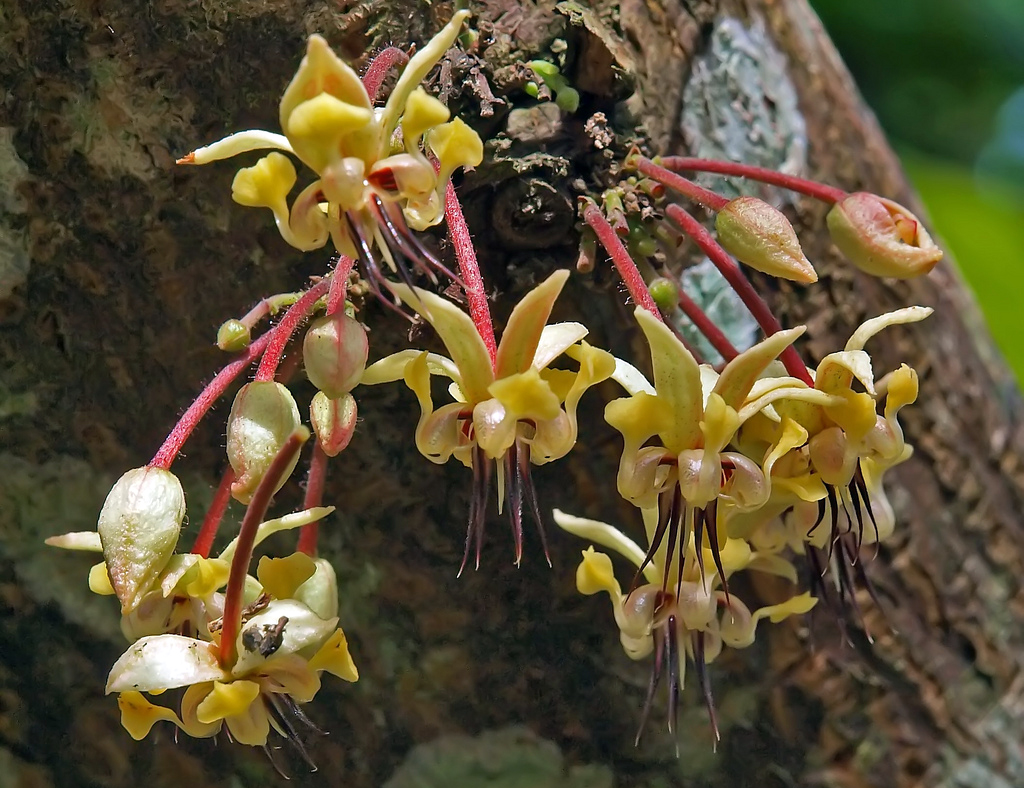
117;691;184;741
232;600;338;676
218;506;335;561
45;531;102;551
185;130;294;166
279;35;371;134
389;283;494;403
361;349;459;386
815;349;875;397
534;322;588;370
553;510;656;581
257;553;317;601
308;628;359;682
494;270;570;378
106;635;227;694
844;306;933;352
195;679;261;725
713;326;805;409
609;356;654;396
378;10;470;154
634;307;702;451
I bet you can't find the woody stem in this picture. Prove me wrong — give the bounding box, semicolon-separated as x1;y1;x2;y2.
445;181;498;365
664;203;813;384
581;201;664;320
219;428;309;669
658;157;847;204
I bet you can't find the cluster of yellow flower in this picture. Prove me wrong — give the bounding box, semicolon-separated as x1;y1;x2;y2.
46;8;940;766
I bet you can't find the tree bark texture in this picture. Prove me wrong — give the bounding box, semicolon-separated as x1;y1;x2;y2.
1;1;1022;787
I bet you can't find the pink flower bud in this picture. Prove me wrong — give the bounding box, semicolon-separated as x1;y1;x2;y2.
310;391;358;457
715;196;817;283
826;192;942;278
226;381;302;503
303;313;368;398
97;467;185;614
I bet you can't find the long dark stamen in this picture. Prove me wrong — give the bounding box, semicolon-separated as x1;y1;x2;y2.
374;196;464;285
664;487;682;598
517;440;552;567
349;210;418;297
703;498;730;601
265;694;319;771
345;216;410;320
633;487;674;593
507;443;524;566
635;617;667;746
666;615;682;743
692;632;721;747
459;445;491;576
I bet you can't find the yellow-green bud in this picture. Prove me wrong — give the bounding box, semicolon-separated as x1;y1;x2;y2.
303;313;368;398
217;319;250;352
648;277;679;312
310;391;358;457
826;192;942;278
97;467;185;614
226;382;302;503
715;197;817;284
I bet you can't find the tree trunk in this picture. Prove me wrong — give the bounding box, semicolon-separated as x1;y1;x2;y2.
1;1;1021;787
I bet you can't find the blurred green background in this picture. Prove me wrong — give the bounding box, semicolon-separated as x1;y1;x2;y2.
810;0;1024;381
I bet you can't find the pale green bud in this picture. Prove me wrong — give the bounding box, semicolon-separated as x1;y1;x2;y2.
310;391;358;457
97;467;185;614
226;382;302;503
303;314;368;398
716;196;817;283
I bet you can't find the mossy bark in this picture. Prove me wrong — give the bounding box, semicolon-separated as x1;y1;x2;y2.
1;1;1021;787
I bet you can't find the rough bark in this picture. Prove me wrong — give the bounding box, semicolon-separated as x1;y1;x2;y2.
1;1;1021;787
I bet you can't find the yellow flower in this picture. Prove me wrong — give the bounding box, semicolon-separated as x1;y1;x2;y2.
178;12;483;286
107;597;357;759
361;270;615;569
553;509;813;742
604;308;834;590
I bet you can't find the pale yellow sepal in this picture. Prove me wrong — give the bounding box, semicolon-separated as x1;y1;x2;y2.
494;270;570;378
402;87;450;148
195;679;261;725
576;547;621;597
308;628;359;681
257;552;317;600
89;562;115;595
754;591;817;624
117;691;182;741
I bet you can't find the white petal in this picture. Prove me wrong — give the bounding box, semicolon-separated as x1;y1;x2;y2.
609;357;654;396
532;322;588;370
552;509;657;582
187;130;294;165
231;599;338;676
845;306;933;352
45;531;102;551
218;507;334;561
106;635;227;694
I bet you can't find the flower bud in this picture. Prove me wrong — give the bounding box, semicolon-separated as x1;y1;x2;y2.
226;382;302;503
216;319;250;352
303;313;368;398
310;391;358;457
97;467;185;614
808;426;856;487
715;196;817;283
647;276;679;312
827;192;942;278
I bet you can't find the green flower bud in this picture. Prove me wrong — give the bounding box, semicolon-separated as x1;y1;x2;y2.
715;196;817;284
97;467;185;614
216;319;250;352
647;277;679;312
310;391;358;457
303;313;368;398
226;382;302;503
826;192;942;278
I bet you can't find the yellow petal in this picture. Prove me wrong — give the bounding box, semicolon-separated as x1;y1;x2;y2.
195;679;261;725
575;547;622;597
89;562;115;595
605;392;672;453
634;307;702;452
488;369;561;421
182;557;231;598
753;591;818;624
380;10;471;150
265;654;324;700
713;326;805;410
117;691;181;741
825;389;877;442
257;553;317;600
279;34;371;137
844;306;933;352
224;697;271;746
494;270;569;379
401;87;450;147
699;392;740;454
286;93;374;173
389;284;494;404
884;363;919;419
231;152;296;211
308;628;359;682
180;682;223;738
